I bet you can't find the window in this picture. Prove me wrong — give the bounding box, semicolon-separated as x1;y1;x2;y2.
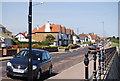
46;52;51;59
16;50;28;58
42;52;48;61
0;28;2;32
32;51;42;60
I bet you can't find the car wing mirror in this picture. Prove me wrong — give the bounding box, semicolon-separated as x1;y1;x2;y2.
12;55;16;57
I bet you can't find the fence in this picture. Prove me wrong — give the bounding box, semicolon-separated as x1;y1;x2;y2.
0;47;58;56
84;47;117;81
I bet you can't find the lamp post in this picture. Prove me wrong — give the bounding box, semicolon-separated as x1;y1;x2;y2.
28;0;33;81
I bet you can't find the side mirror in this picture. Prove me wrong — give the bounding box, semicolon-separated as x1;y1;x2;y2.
12;55;16;57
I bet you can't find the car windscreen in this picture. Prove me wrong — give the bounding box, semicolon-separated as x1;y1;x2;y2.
90;45;97;48
16;50;28;58
16;50;42;60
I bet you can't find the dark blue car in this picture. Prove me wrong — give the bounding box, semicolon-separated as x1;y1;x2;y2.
6;49;52;80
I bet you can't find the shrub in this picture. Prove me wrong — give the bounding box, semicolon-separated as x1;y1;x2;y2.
59;46;69;49
32;44;42;49
68;44;79;49
40;41;51;45
83;42;92;44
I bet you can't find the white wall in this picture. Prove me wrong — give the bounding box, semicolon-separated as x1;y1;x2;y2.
73;36;77;44
45;22;51;32
16;34;25;41
58;32;62;39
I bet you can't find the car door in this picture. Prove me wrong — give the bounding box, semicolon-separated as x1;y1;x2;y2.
41;52;48;72
46;51;52;68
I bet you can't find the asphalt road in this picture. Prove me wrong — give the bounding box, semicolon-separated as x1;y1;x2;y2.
1;47;90;81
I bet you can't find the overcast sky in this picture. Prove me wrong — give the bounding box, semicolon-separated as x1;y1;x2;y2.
2;2;118;37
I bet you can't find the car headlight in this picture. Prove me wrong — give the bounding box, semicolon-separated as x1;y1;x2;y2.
7;62;12;67
33;65;37;70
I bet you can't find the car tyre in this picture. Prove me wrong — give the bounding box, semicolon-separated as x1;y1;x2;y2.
6;72;12;78
48;66;52;76
36;70;41;80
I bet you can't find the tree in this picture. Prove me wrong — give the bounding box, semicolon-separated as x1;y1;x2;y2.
46;34;55;42
113;36;115;39
117;37;119;40
13;37;20;45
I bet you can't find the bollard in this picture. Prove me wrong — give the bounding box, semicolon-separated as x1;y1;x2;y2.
101;49;104;75
98;51;101;80
104;49;107;71
84;51;90;80
93;51;97;81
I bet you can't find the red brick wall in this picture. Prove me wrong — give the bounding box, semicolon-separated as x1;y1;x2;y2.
32;33;59;42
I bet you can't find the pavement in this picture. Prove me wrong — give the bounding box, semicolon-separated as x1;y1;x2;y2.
0;56;13;61
46;42;111;80
47;58;97;80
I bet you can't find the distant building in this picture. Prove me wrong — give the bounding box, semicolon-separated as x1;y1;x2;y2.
78;33;89;42
87;33;101;43
78;33;101;43
32;21;77;46
13;31;29;42
0;24;12;46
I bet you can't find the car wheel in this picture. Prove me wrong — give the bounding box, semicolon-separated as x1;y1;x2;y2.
36;70;41;80
48;66;52;76
7;73;12;78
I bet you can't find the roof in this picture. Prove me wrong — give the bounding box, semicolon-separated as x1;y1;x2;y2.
78;33;88;38
66;29;71;34
15;32;28;38
32;24;61;33
0;24;12;34
50;24;61;32
5;29;12;33
71;29;76;35
32;28;38;33
88;34;100;40
61;26;66;33
0;24;6;28
36;25;45;32
32;23;76;35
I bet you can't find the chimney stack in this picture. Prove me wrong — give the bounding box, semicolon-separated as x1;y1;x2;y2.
45;21;51;32
37;25;39;30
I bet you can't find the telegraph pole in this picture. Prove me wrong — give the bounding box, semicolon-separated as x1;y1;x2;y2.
28;0;33;81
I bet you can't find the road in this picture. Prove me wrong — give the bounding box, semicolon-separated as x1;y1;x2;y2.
1;47;90;81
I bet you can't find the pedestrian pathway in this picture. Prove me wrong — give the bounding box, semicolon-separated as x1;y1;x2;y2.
0;56;13;61
47;60;95;80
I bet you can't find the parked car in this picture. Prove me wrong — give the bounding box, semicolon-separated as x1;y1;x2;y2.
6;49;52;80
1;42;6;49
88;45;100;50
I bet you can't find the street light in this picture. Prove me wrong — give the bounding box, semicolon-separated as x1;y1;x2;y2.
28;0;32;81
28;1;44;81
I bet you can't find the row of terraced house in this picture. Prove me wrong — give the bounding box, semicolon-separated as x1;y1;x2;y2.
32;22;101;46
32;21;78;46
0;22;101;47
0;24;13;47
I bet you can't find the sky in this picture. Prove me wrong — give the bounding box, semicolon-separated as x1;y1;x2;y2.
1;2;118;37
